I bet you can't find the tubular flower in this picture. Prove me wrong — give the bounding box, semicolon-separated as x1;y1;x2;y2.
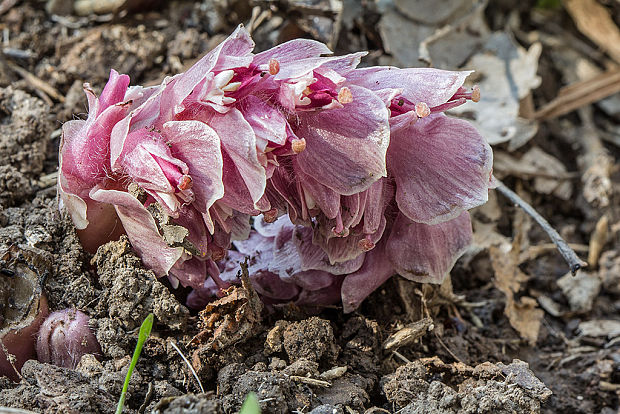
58;24;493;311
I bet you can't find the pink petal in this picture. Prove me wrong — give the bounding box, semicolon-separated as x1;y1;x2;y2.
169;256;208;289
295;276;344;307
341;241;394;313
295;85;390;195
312;216;386;264
208;108;266;209
267;164;305;224
173;205;210;257
389;114;492;225
57;185;88;229
253;38;332;67
289;270;336;291
291;226;365;274
238;96;288;150
61;102;130;191
219;149;261;215
163;120;224;214
314;52;367;76
293;159;340;219
273;53;365;81
123;137;184;194
386;211;472;284
363;178;393;234
347;67;472;107
98;69;130;114
109;83;168;169
160;25;254;119
90;188;184;277
252;271;300;301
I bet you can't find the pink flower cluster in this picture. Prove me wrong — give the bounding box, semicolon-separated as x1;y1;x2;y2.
58;25;493;312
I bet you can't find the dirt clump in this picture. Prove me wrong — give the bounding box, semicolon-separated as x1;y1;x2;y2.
0;87;53;206
0;359;118;413
381;357;552;413
269;317;340;365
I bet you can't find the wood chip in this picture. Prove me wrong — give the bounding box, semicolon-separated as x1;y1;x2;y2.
588;214;609;268
319;366;347;380
383;317;434;350
578;320;620;338
288;375;331;387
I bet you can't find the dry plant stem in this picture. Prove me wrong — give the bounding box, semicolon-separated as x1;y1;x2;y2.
169;340;204;393
532;68;620;120
494;178;587;275
577;106;613;207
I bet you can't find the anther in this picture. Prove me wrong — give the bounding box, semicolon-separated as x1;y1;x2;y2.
337;87;353;104
210;246;226;262
221;82;241;92
358;236;375;251
178;175;193;191
291;138;306;154
213;70;235;88
269;58;280;75
415;102;431;118
471;85;480;102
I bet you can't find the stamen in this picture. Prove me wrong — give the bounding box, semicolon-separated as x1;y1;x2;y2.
213;70;235;88
415;102;431;118
450;85;480;102
332;212;349;237
337;87;353;104
221;82;241;92
178;175;193;191
291;138;306;154
269;58;280;75
429;98;466;113
358;235;375;251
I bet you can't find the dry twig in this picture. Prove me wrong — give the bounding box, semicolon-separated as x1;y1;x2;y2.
6;60;65;104
494;178;587;275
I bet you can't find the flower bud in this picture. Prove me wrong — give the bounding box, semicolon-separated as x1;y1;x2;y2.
36;309;101;369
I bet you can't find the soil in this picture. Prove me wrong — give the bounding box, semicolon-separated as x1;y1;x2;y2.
1;0;620;413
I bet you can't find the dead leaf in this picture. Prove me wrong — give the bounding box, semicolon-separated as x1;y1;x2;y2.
578;320;620;338
537;295;563;318
600;250;620;294
190;261;263;351
521;147;573;200
565;0;620;64
450;32;541;148
493;148;574;200
557;271;601;313
378;0;488;68
490;244;543;346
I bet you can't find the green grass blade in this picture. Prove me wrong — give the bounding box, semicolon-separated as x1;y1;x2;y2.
239;392;261;414
115;313;154;414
